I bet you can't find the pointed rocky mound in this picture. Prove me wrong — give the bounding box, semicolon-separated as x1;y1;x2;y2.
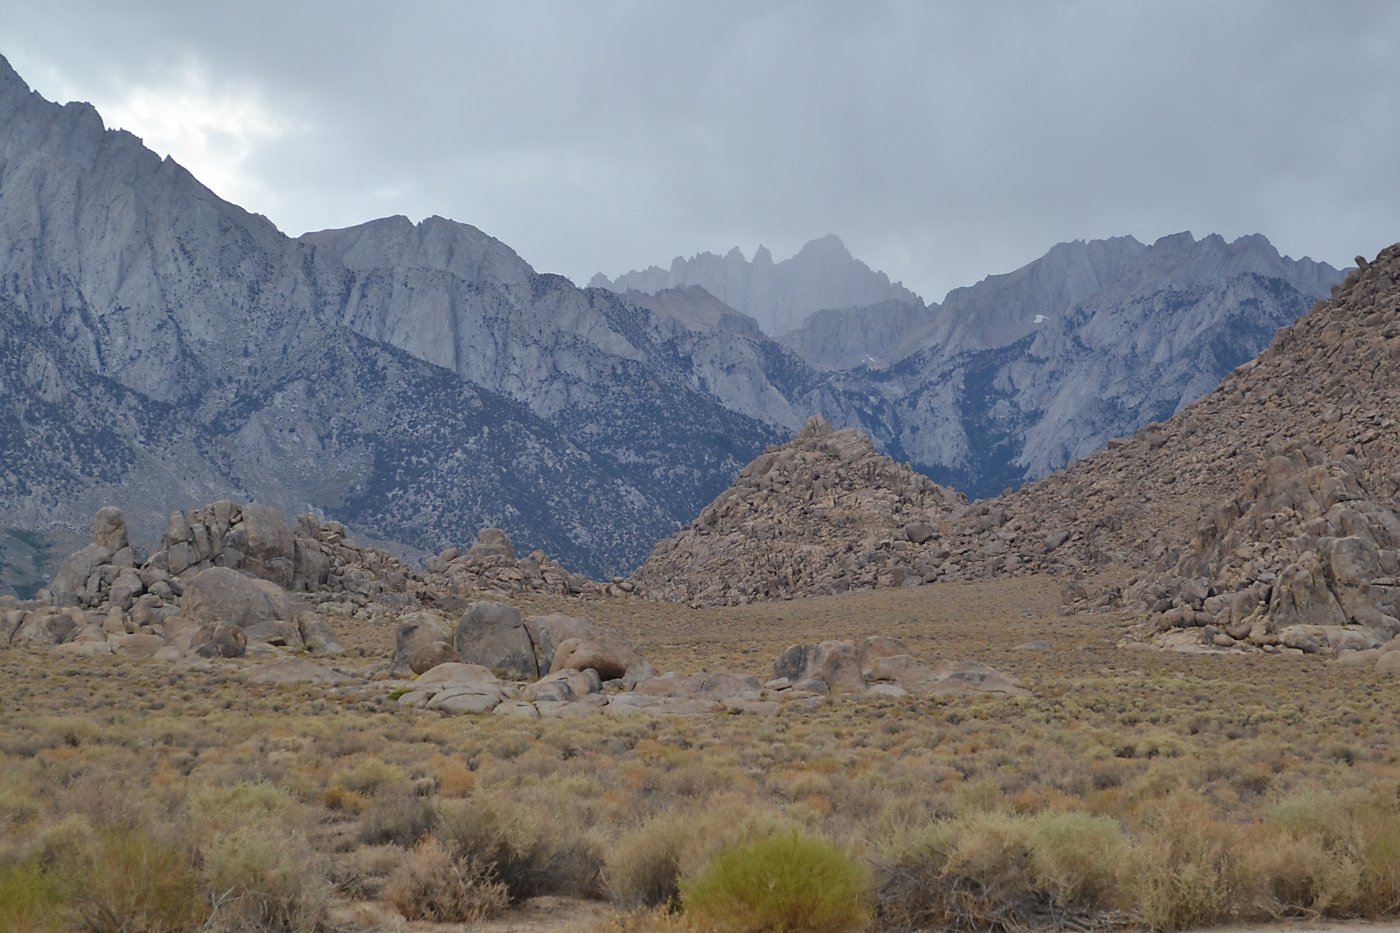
631;416;966;606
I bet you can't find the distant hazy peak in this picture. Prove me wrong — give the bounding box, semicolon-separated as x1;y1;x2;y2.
593;233;922;337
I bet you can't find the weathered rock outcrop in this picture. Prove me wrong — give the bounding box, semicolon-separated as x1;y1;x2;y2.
1134;444;1400;661
9;501;602;664
393;634;1026;720
769;637;1028;698
420;528;605;599
632;416;966;605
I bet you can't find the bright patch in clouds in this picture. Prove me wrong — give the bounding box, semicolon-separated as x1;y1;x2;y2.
98;62;300;222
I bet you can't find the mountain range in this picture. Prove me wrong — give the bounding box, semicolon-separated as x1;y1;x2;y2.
599;232;1343;497
0;52;1345;593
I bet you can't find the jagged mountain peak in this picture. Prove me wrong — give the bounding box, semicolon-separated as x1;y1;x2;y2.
595;233;922;337
793;232;852;259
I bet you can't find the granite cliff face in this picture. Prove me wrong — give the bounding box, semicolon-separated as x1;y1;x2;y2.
600;231;1342;500
0;55;791;587
591;234;923;338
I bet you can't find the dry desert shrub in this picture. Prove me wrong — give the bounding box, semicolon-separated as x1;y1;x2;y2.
357;787;438;846
1026;811;1131;909
680;829;871;933
202;824;329;933
331;756;409;796
874;808;1132;930
604;797;795;909
383;835;509;922
437;793;604;900
1127;790;1248;931
67;823;205;933
1247;786;1400;918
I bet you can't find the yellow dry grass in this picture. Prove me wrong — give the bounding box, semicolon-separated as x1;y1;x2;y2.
3;576;1400;931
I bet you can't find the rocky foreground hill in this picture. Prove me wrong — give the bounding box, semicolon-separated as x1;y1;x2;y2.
3;500;1025;718
641;243;1400;668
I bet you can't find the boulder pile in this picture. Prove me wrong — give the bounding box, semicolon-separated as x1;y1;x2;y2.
389;622;1026;718
633;415;966;605
420;527;605;599
768;636;1028;698
1131;444;1400;663
4;500;606;659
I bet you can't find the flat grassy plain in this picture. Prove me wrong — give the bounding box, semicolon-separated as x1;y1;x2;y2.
5;576;1400;931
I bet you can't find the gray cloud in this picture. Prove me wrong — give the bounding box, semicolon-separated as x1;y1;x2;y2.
2;0;1396;300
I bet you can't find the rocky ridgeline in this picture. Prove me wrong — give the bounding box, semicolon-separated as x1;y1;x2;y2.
632;416;967;606
2;500;606;660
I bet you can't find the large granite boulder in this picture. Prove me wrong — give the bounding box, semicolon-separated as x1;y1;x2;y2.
391;611;457;676
180;567;289;629
453;601;538;679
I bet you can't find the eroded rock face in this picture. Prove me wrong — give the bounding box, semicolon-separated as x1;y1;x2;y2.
1136;444;1400;658
633;416;966;606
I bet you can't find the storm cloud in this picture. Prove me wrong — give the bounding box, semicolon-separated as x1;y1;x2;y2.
3;0;1396;300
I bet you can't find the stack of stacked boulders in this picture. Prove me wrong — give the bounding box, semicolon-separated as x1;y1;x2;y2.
1131;443;1400;664
633;415;967;606
2;505;343;660
420;528;606;599
4;501;603;662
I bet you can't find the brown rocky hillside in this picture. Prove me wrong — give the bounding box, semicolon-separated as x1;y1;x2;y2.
632;416;966;605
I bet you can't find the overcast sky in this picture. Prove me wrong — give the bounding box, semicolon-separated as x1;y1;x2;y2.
3;0;1397;301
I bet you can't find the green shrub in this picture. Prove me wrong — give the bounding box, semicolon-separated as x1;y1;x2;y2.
682;830;870;933
384;836;509;922
0;855;70;933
